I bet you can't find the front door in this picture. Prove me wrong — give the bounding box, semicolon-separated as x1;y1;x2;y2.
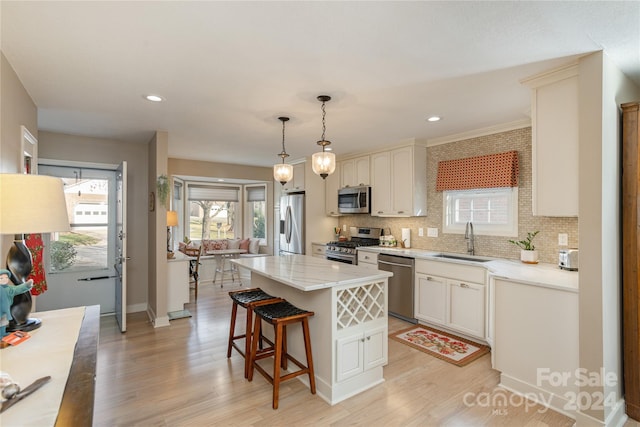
37;164;119;314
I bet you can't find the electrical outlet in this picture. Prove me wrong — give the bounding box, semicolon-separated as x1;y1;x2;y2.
558;233;568;246
427;227;438;237
418;228;424;237
342;224;347;232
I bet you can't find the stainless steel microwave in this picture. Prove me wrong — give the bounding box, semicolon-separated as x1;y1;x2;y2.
338;186;371;214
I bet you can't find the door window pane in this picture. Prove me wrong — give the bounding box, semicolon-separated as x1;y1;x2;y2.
51;178;109;272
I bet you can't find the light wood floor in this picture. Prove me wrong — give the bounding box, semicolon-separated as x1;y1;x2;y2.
94;280;576;426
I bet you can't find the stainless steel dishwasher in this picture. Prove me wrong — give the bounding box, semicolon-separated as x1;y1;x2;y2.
378;253;416;323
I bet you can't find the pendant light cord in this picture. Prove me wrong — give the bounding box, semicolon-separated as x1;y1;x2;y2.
281;119;287;163
321;101;327;151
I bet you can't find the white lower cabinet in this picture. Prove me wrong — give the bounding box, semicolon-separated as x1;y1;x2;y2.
415;273;447;325
447;280;485;338
336;324;387;382
357;250;378;270
414;259;486;340
311;243;327;259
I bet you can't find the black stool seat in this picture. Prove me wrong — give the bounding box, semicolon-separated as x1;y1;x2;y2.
253;301;310;322
230;289;278;307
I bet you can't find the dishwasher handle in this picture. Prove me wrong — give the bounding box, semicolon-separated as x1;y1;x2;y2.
378;259;414;268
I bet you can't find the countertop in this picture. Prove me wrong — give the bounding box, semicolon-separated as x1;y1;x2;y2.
231;254;392;291
357;246;578;292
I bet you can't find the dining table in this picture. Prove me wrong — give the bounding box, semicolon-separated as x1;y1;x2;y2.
206;248;247;287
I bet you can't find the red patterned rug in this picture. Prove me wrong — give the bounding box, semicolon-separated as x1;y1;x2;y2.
390;325;490;367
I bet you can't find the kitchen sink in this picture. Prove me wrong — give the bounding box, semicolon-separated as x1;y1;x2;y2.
433;254;491;263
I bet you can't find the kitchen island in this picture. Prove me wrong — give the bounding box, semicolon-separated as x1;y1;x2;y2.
230;255;393;405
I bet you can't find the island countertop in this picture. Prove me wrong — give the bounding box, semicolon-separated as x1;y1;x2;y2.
230;254;392;291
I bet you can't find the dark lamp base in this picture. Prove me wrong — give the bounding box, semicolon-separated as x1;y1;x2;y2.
7;317;42;332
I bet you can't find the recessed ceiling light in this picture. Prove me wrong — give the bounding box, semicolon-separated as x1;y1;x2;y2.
145;94;164;102
217;179;225;182
427;116;441;122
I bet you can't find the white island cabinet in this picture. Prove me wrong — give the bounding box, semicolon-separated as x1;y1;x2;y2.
231;255;392;405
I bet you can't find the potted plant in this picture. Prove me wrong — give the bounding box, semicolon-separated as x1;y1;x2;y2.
508;231;540;264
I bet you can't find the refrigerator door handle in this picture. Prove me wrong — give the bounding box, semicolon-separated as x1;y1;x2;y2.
285;205;292;243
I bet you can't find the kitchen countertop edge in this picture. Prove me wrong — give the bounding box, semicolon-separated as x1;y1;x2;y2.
357;247;578;292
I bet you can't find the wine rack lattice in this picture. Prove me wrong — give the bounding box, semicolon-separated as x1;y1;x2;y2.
336;282;385;330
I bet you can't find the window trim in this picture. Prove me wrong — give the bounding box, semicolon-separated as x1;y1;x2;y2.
443;187;518;237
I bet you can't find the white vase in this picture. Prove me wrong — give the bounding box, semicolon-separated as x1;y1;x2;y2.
520;249;539;264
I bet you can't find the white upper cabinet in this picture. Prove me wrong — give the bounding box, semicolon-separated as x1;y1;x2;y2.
371;145;427;217
325;162;341;216
282;162;306;192
341;155;370;188
522;63;579;217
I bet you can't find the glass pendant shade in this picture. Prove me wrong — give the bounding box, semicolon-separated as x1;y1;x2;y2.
312;150;336;179
273;163;293;185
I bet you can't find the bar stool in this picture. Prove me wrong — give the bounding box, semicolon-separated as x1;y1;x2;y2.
248;300;316;409
227;288;282;378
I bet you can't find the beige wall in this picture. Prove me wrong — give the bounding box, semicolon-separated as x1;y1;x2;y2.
0;52;38;271
0;52;37;173
148;131;169;326
339;127;579;264
38;131;150;312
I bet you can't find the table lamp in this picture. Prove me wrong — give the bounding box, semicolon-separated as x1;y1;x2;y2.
0;174;70;331
166;210;178;254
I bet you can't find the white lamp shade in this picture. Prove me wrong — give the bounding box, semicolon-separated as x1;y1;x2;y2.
166;210;179;227
0;174;70;234
312;151;336;177
273;163;293;184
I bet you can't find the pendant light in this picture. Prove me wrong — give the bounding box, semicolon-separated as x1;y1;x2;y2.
312;95;336;179
273;116;293;185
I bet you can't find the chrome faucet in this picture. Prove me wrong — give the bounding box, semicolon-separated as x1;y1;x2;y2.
465;221;475;255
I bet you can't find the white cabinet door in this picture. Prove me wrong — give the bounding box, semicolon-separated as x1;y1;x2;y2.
522;64;578;216
371;151;392;215
336;324;387;382
336;332;365;382
325;162;341;216
341;156;370;188
370;145;426;217
363;325;387;370
391;146;413;215
448;280;485;338
415;273;447;326
283;163;306;192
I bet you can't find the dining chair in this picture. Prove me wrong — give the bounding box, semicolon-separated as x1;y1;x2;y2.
189;246;203;300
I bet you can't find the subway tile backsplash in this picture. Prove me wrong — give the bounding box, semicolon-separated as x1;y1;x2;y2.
340;126;578;264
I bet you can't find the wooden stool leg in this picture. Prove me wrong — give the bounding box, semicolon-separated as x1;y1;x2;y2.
281;324;288;370
243;306;253;378
272;322;284;410
248;314;261;382
227;302;238;358
302;318;316;394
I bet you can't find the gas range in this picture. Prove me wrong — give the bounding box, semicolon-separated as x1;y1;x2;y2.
326;227;382;264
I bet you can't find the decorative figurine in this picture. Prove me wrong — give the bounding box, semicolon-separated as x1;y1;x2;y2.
0;269;33;337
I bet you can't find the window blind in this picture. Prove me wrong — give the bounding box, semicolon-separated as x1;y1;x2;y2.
246;186;266;202
436;150;519;191
188;185;239;202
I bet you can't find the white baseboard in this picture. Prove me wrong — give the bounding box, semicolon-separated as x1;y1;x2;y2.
127;303;147;313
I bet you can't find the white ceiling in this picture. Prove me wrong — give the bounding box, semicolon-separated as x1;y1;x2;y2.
2;1;639;167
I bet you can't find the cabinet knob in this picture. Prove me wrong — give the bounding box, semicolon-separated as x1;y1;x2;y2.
366;336;371;341
460;283;469;288
377;211;384;214
427;276;433;281
397;211;405;214
361;338;365;342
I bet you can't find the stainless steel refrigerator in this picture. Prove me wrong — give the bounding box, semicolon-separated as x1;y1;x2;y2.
279;193;305;255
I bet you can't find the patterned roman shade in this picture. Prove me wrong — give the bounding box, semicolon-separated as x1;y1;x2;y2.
436;150;519;191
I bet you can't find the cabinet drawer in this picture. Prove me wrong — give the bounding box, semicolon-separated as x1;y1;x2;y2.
312;243;326;256
357;251;378;265
416;259;485;283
